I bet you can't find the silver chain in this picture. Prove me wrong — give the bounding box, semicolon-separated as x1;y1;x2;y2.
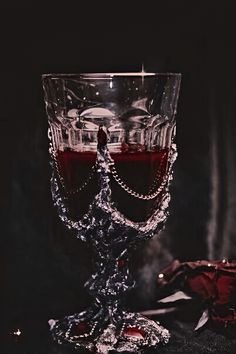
109;150;169;200
51;149;97;196
48;128;96;196
68;165;97;195
48;128;170;200
148;150;167;194
110;165;169;201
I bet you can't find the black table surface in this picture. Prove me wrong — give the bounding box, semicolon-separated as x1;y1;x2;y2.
3;314;236;354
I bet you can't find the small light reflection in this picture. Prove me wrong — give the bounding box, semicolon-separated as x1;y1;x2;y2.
141;63;145;74
13;329;22;336
141;63;145;85
109;80;113;89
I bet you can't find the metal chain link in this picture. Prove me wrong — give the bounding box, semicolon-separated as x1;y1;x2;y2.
109;149;169;200
48;128;97;196
67;165;97;195
48;127;170;201
110;165;169;201
148;150;167;194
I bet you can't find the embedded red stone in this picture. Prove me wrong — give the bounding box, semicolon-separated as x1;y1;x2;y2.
123;327;146;339
117;259;126;268
71;322;89;336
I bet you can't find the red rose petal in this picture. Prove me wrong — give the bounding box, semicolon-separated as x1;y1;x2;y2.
216;274;236;304
187;272;217;300
158;259;236;327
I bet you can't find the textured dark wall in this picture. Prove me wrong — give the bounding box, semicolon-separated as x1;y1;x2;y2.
2;1;236;333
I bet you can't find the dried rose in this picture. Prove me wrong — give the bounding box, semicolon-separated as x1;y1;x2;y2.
157;259;236;329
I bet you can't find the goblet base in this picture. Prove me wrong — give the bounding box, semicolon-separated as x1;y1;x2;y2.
49;308;170;353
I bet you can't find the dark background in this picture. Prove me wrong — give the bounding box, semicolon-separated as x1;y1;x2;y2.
1;1;236;352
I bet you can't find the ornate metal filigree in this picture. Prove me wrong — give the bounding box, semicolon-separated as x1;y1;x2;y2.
48;130;176;353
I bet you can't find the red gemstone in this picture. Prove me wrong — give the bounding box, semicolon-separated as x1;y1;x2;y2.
117;259;126;268
123;327;146;339
71;322;89;336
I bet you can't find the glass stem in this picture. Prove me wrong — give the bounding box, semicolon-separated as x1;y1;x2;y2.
85;245;133;324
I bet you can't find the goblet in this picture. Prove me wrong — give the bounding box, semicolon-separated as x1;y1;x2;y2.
42;72;181;353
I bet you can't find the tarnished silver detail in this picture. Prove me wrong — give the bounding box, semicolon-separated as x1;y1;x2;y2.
48;132;176;352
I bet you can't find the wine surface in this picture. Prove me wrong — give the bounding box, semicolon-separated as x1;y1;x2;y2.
57;149;168;222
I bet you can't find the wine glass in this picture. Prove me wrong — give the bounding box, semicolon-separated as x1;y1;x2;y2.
42;72;181;353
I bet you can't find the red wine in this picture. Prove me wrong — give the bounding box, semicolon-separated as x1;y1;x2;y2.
57;149;169;222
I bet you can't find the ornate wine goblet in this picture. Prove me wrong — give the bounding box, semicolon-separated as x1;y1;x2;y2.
42;72;181;353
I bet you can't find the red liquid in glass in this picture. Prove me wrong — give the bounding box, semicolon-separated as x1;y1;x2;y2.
57;149;168;222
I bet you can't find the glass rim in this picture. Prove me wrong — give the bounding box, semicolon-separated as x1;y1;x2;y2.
42;72;182;80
